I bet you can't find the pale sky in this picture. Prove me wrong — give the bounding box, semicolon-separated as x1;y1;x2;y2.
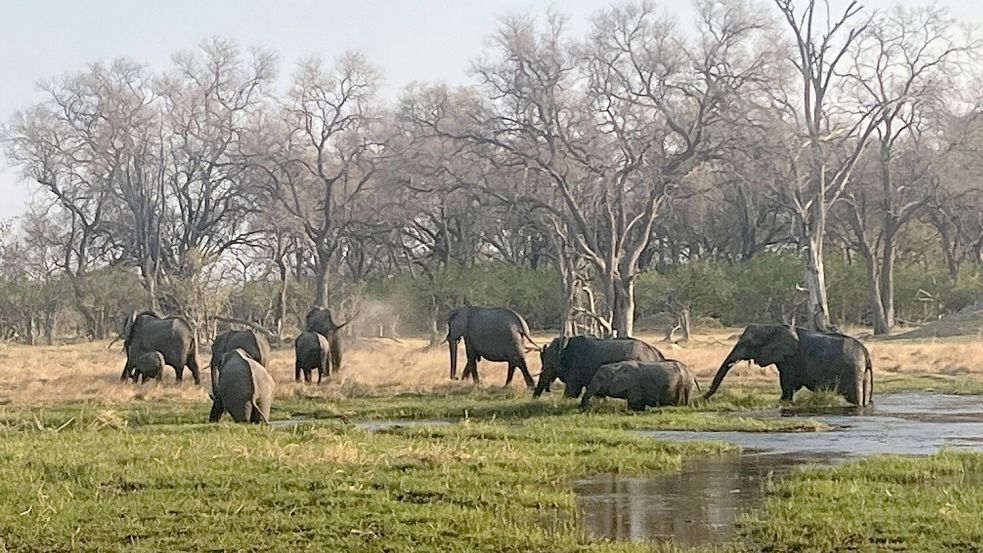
1;0;980;219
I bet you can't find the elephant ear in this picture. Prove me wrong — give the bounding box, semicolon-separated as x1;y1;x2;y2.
756;326;798;367
446;307;469;340
305;307;321;331
554;336;572;373
607;365;634;396
122;311;139;347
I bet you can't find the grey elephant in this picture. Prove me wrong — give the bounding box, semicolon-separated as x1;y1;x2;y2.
208;349;275;423
294;331;332;383
581;360;698;411
534;335;665;399
446;305;538;387
210;330;272;393
131;351;165;383
120;311;201;384
305;307;349;371
703;324;873;406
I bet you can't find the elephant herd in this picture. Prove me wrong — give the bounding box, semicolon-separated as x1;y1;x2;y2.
446;306;875;411
119;304;875;423
119;307;347;422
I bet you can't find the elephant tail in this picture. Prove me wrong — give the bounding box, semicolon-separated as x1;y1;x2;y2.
253;401;269;424
693;377;702;393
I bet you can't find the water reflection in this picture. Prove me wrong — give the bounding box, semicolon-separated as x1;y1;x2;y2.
573;452;832;545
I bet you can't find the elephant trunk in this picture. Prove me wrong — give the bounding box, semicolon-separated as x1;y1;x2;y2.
448;337;459;380
532;370;550;398
703;345;744;400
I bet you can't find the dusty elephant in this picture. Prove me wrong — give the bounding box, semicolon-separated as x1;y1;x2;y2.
581;360;698;411
208;349;275;423
534;335;666;399
294;331;332;383
703;324;873;406
446;305;538;387
131;350;165;384
305;307;349;371
210;330;272;393
120;311;201;384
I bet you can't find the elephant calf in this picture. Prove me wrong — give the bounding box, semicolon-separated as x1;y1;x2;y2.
294;331;332;383
581;360;698;411
209;349;275;424
132;351;165;383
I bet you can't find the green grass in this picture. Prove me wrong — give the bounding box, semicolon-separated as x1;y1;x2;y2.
0;383;981;551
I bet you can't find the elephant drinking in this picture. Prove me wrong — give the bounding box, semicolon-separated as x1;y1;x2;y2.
581;360;698;411
534;335;666;399
703;324;873;406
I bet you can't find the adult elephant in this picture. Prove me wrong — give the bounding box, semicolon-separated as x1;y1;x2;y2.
210;330;271;393
208;349;275;423
703;324;873;406
581;360;698;410
446;305;538;387
120;310;201;384
305;307;348;371
294;331;332;383
533;335;666;399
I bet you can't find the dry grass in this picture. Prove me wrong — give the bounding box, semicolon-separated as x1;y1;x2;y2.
0;329;981;406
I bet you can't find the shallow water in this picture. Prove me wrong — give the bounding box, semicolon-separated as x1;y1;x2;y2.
575;392;983;545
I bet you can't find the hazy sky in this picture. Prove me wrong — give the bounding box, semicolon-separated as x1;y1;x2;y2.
2;0;981;219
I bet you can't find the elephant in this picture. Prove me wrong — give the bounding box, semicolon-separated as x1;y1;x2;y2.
210;330;271;393
533;335;666;399
580;360;698;411
120;310;201;384
703;324;873;406
294;331;332;383
208;349;275;423
131;350;165;384
305;307;349;371
446;305;538;387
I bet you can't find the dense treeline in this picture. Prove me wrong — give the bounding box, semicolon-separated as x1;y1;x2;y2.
2;0;983;344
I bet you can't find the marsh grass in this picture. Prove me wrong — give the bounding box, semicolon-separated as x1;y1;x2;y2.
0;331;982;551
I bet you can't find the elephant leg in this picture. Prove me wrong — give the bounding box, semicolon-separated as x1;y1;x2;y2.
579;389;595;410
504;363;516;387
463;355;480;383
305;368;313;384
321;348;330;380
516;358;535;389
120;361;133;382
174;365;185;383
186;355;202;385
863;369;873;406
778;369;796;403
208;398;223;422
295;363;302;383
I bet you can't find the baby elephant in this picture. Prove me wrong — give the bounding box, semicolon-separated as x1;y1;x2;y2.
581;360;698;411
294;331;332;383
208;349;275;423
131;351;165;383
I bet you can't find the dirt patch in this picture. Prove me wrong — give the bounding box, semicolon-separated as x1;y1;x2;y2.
887;303;983;340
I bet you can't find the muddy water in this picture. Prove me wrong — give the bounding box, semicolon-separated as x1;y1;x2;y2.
575;392;983;545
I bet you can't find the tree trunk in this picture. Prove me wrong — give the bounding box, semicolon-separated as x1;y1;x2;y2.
861;249;890;335
314;248;330;306
879;232;896;331
274;258;289;339
802;234;831;332
611;275;635;338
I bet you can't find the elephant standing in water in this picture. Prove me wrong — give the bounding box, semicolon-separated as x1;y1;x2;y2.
703;324;873;406
305;307;348;371
210;330;271;393
209;349;275;423
294;331;332;383
534;336;665;399
446;306;538;387
120;311;201;384
581;360;698;410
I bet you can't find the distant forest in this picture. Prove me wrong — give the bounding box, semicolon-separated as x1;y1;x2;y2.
1;0;981;344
